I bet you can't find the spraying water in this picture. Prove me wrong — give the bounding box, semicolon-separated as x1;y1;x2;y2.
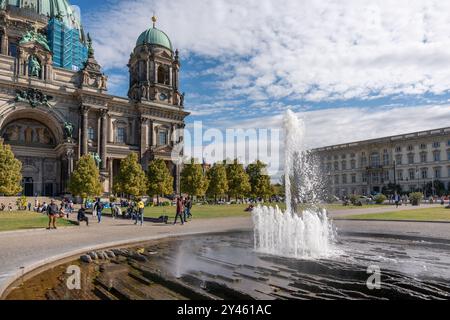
252;110;336;259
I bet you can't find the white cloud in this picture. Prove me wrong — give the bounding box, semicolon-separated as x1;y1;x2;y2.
84;0;450;102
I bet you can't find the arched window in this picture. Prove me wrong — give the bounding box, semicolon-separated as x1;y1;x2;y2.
88;127;95;141
157;65;170;85
157;65;165;84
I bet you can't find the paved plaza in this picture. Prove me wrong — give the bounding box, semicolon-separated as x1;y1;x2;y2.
0;205;449;297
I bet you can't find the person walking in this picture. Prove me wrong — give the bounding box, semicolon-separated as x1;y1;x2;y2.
77;206;89;226
394;193;400;208
93;198;104;223
173;196;185;225
184;196;193;221
46;200;59;230
135;198;145;226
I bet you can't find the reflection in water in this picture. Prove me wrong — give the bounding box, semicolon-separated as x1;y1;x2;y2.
7;232;450;300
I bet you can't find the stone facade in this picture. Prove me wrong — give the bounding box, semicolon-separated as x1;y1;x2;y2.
0;5;189;196
314;128;450;197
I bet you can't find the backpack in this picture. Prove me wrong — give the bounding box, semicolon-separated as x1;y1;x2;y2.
97;202;104;210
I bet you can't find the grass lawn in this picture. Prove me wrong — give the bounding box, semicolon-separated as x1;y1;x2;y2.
103;202;389;220
334;207;450;222
0;212;76;232
106;204;257;220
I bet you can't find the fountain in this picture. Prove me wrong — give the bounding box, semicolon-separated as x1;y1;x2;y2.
252;110;336;259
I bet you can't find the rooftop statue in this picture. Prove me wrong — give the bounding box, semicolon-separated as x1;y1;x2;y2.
20;30;51;52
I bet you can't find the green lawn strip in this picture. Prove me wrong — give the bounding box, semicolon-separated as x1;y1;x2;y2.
0;212;76;232
334;207;450;222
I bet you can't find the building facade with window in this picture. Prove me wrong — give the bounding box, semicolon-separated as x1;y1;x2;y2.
314;127;450;197
0;1;189;196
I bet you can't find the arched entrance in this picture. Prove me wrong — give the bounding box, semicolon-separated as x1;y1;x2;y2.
0;108;67;196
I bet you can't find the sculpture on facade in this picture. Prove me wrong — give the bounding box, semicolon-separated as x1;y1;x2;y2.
63;122;74;141
29;56;41;77
90;152;102;167
15;88;53;108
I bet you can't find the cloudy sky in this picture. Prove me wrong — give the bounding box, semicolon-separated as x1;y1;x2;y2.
72;0;450;151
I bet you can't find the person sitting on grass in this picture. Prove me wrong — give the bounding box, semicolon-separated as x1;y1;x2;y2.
46;200;59;230
77;206;89;226
245;204;255;212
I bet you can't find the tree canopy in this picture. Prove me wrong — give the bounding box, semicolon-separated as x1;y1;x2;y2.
147;159;174;198
0;143;22;196
226;159;251;200
69;155;103;199
246;160;273;200
206;163;228;200
181;159;209;197
113;153;148;198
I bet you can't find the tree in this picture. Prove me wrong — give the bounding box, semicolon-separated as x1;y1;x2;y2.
181;159;209;198
0;143;22;196
206;163;228;202
424;180;446;197
226;159;251;201
113;153;147;199
69;155;102;200
246;160;272;201
147;159;174;204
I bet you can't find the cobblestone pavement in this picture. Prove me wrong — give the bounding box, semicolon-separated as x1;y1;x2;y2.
0;209;449;297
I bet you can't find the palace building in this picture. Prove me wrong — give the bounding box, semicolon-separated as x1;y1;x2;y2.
314;127;450;198
0;0;189;196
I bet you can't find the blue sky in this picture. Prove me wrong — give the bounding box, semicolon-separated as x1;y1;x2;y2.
70;0;450;151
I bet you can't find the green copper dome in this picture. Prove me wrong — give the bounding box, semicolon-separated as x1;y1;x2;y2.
4;0;82;30
136;26;173;51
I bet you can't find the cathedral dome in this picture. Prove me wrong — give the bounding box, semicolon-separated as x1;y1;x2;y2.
3;0;83;30
136;16;173;51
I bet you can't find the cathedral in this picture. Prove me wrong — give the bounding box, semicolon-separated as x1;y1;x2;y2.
0;0;189;196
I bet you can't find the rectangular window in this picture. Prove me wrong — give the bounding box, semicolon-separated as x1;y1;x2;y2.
397;170;403;181
351;160;356;170
362;174;367;183
409;169;415;180
408;154;415;164
159;131;168;145
88;128;95;141
334;175;339;185
341;161;347;170
435;168;441;179
116;127;125;144
434;151;441;162
342;174;347;184
421;168;428;179
351;174;356;184
433;142;441;148
420;153;427;163
334;162;339;170
448;150;450;161
395;154;402;165
8;43;18;57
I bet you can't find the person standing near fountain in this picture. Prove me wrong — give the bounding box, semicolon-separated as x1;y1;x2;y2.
173;196;185;225
46;200;59;230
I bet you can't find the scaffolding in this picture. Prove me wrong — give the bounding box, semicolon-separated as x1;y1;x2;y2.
47;18;88;71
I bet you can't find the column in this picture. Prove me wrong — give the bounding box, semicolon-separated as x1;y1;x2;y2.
1;32;8;55
149;120;155;148
80;106;90;156
140;118;148;158
67;149;74;175
100;109;108;171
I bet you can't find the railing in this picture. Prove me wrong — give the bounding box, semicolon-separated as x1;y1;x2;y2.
7;5;48;23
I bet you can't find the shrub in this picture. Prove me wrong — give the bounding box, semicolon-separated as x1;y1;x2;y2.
374;194;387;204
409;192;424;206
349;195;360;205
